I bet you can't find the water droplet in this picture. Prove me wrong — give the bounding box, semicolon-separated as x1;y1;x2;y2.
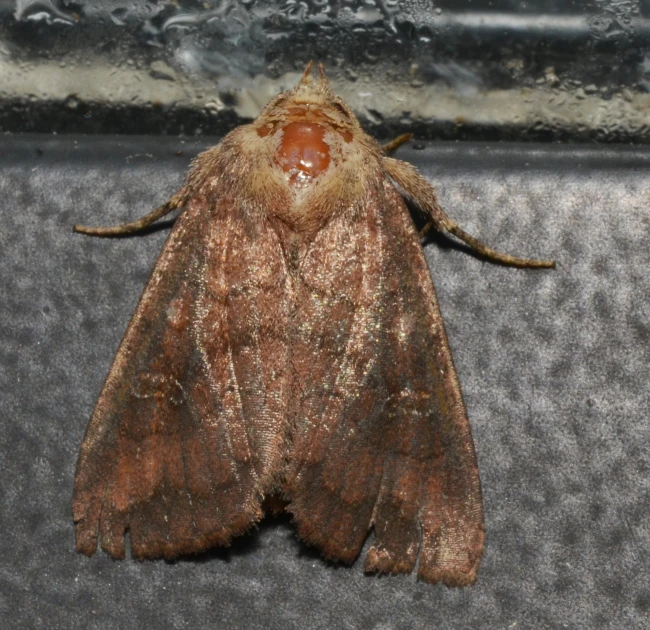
110;8;127;26
65;95;80;110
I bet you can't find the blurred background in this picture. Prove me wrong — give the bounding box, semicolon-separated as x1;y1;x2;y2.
1;0;649;142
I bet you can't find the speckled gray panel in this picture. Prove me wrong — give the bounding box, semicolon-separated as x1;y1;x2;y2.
1;136;649;629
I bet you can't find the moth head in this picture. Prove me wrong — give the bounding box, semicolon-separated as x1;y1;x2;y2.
255;61;361;141
254;62;369;189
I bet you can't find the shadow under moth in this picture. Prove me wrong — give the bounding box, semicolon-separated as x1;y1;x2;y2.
73;62;554;587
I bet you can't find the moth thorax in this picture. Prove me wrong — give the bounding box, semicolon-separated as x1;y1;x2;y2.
276;122;331;188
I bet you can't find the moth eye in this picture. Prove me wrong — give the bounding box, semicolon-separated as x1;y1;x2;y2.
333;102;349;117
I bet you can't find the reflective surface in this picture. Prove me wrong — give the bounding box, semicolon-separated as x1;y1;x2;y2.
1;0;650;140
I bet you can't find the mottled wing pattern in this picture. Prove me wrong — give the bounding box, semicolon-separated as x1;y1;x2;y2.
284;176;483;586
73;188;292;559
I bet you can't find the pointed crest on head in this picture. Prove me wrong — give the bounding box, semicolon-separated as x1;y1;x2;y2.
298;61;314;86
297;61;329;88
252;60;363;159
292;60;332;98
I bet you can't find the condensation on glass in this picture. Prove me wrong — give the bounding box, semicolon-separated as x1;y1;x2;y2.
0;0;648;141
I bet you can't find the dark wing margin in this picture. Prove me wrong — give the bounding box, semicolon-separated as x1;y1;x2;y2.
284;176;483;586
73;190;291;559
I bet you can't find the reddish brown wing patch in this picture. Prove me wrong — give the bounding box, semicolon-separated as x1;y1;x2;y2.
283;175;483;586
73;189;292;559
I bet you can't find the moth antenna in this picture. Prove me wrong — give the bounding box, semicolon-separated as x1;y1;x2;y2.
381;133;413;155
384;157;555;269
73;191;186;237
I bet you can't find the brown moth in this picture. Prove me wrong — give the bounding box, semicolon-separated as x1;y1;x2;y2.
73;62;554;587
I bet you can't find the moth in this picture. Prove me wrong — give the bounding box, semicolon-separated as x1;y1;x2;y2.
73;62;553;587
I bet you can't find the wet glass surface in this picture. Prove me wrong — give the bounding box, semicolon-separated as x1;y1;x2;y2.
1;0;649;141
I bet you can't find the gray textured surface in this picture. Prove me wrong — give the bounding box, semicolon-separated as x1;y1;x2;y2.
1;136;649;629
